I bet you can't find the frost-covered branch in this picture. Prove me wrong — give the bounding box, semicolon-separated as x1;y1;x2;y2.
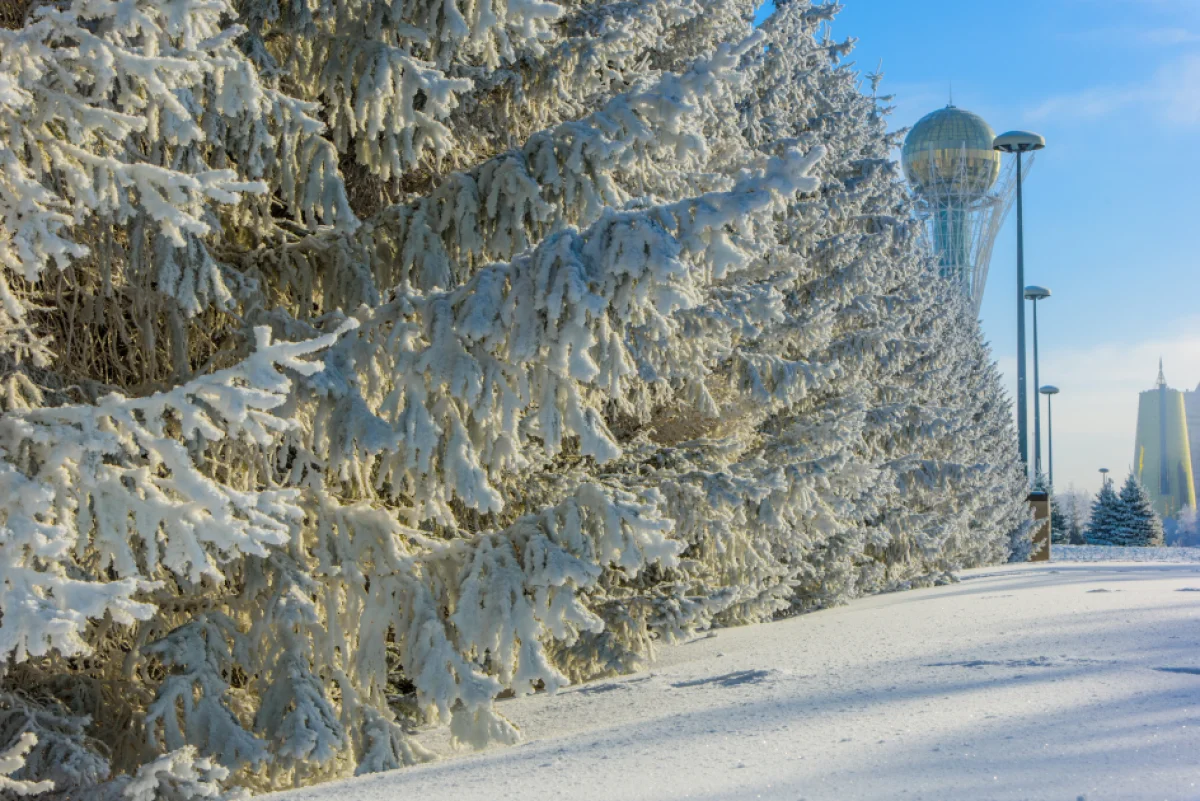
0;733;54;796
304;146;822;524
0;324;348;662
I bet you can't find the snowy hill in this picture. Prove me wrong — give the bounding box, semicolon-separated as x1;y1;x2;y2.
267;552;1200;801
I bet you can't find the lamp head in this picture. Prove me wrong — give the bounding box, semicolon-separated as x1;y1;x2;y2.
1024;285;1051;300
994;131;1046;153
1039;385;1060;396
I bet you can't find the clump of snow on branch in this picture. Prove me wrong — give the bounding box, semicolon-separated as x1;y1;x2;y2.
0;733;55;796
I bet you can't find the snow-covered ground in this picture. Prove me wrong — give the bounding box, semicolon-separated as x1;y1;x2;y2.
270;555;1200;801
1054;543;1200;563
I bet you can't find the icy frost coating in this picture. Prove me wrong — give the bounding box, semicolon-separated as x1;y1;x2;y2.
0;0;1030;793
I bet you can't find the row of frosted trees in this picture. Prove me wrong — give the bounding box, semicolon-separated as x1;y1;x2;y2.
1051;475;1165;547
1085;474;1165;547
0;0;1031;795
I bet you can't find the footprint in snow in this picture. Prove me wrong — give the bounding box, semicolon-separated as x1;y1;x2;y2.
927;657;1054;669
671;670;775;689
1155;667;1200;676
926;657;1104;670
573;673;657;695
575;682;630;695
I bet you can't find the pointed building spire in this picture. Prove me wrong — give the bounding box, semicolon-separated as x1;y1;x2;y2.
1156;358;1167;389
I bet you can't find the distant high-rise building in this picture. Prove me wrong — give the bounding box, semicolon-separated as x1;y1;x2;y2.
1186;382;1200;510
1133;362;1196;518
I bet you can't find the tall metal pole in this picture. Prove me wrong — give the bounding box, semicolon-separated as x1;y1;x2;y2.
1046;393;1054;487
1031;297;1041;480
1016;153;1029;477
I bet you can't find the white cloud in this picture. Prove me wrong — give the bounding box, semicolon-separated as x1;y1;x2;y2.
1140;27;1200;45
1027;86;1141;122
1072;0;1200;19
1069;26;1200;46
1161;53;1200;125
1027;52;1200;127
997;322;1200;496
1140;27;1200;44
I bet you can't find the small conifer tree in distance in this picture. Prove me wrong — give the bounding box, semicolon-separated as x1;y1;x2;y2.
1085;480;1124;545
1058;489;1091;545
1049;492;1069;544
1117;473;1166;547
1067;499;1087;545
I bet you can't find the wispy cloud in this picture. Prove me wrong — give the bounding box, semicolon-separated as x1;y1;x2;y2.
1138;26;1200;45
1027;86;1142;121
1070;0;1200;19
1027;52;1200;127
1068;26;1200;46
878;81;954;127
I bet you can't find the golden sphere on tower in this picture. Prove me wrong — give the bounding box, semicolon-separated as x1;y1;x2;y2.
902;105;1001;199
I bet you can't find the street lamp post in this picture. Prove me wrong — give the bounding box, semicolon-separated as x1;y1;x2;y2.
995;131;1046;480
1099;468;1110;488
1025;286;1051;481
1040;385;1060;487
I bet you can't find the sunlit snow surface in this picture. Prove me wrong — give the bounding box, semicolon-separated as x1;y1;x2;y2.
269;549;1200;801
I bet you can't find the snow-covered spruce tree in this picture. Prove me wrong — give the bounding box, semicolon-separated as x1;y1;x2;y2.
1057;488;1089;545
0;0;1029;793
1169;505;1199;546
1069;510;1087;545
1051;491;1071;545
1116;473;1165;547
1050;492;1070;545
627;0;1032;623
1085;480;1123;545
0;0;799;790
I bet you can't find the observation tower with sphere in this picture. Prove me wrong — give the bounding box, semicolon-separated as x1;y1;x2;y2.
902;105;1026;314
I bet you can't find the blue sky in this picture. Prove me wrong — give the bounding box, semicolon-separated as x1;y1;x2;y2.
760;0;1200;496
